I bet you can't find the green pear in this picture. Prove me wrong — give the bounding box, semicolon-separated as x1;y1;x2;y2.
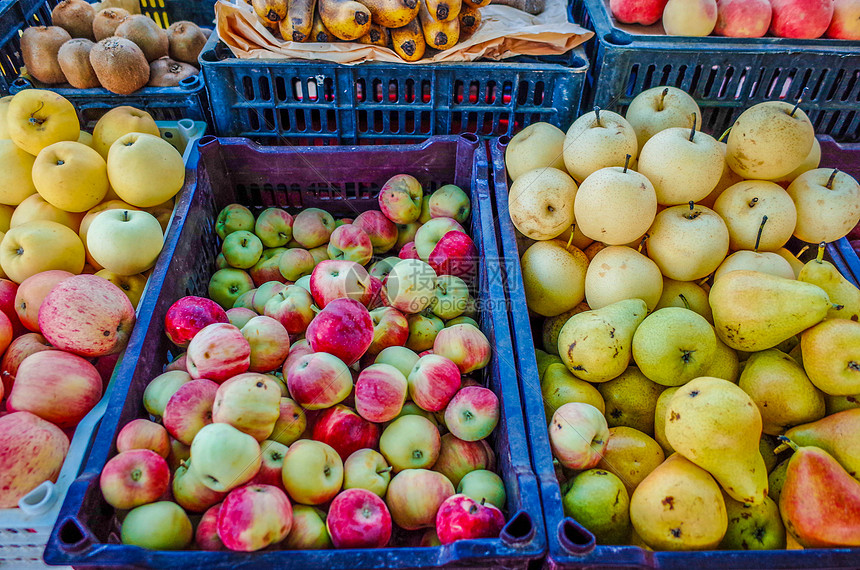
719;493;786;550
738;349;825;436
596;426;665;496
654;277;713;323
541;302;589;355
825;393;860;415
557;298;648;383
666;377;768;505
783;408;860;479
798;246;860;322
653;387;679;456
597;367;664;435
541;362;605;419
801;318;860;395
562;469;631;545
759;434;789;474
709;271;831;351
632;307;716;387
767;458;790;503
535;349;563;381
700;333;740;383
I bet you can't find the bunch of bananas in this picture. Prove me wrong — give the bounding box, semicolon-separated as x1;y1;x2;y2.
250;0;489;61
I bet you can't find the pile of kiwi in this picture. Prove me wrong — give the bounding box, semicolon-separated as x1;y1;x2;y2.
19;0;212;95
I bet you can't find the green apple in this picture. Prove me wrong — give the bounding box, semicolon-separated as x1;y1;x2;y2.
375;346;419;379
418;196;432;224
429;184;470;224
368;256;401;280
215;253;229;270
387;401;440;429
120;501;193;550
308;245;330;266
395;222;421;250
232;288;257;311
720;494;786;550
251;281;286;314
142;370;191;418
283;505;332;550
405;312;444;352
208;268;255;309
279;248;315;282
343;448;392;497
562;469;631;545
222;230;263;269
188;423;262;493
445;316;478;328
254;208;293;248
269;397;307;446
430;275;469;320
457;469;506;509
281;440;343;505
379;415;440;472
216;204;255;240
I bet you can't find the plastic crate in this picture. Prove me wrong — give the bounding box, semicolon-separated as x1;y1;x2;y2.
43;135;547;569
199;29;589;145
0;0;216;127
489;135;860;569
570;0;860;143
0;119;205;570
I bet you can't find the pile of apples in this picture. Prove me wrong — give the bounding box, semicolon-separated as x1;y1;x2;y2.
505;86;860;550
97;176;511;552
610;0;858;40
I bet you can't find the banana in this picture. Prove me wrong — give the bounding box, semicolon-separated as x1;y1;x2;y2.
425;0;461;22
358;22;390;46
308;7;334;42
252;0;288;24
390;18;425;60
458;3;480;38
319;0;372;40
463;0;491;8
355;0;420;28
280;0;317;42
419;0;459;49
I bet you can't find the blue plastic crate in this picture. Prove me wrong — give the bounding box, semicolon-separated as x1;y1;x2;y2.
489;135;860;569
819;138;860;287
43;135;546;569
570;0;860;142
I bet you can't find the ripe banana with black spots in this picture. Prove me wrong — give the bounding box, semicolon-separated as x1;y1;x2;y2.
419;0;459;49
390;18;425;61
280;0;317;42
319;0;373;40
458;3;480;38
358;22;390;46
425;0;461;22
308;7;334;42
355;0;420;28
252;0;288;24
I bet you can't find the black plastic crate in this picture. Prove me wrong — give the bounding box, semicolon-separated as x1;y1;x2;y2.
43;135;546;569
0;0;215;127
570;0;860;142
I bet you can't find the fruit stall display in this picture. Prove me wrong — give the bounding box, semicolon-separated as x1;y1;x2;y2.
492;88;860;566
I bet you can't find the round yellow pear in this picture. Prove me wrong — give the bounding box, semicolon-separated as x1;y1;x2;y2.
508;167;577;240
10;193;85;233
770;137;821;185
92;106;159;159
87;209;164;275
713;251;796;282
0;139;37;205
520;239;588;317
698;141;744;209
32;141;109;212
624;86;702;150
6;89;79;156
713;181;797;252
584;245;663;311
655;277;713;323
95;269;147;308
786;168;860;243
0;95;13;139
0;220;85;283
563;109;638;182
646;204;729;282
504;122;567;181
574;166;657;245
107;133;185;208
77;131;94;148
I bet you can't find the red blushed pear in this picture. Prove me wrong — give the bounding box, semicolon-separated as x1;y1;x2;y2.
306;298;374;366
15;270;74;332
0;411;69;509
162;378;219;445
327;488;393;548
217;484;293;552
99;449;171;510
164;296;229;349
435;494;505;545
185;323;250;382
0;332;54;395
428;231;478;282
313;404;381;461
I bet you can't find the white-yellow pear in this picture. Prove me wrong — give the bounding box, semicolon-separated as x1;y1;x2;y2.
770;137;821;185
555;223;593;251
655;277;713;323
726;101;814;180
563;109;637;182
775;248;805;278
698;141;744;209
638;126;724;205
713;251;796;282
713;181;797;252
786;168;860;243
508;167;577;241
584;245;663;311
574;166;657;246
624;86;701;150
504;122;567;181
632;307;717;387
0;139;37;206
646;204;729;281
520;240;588;317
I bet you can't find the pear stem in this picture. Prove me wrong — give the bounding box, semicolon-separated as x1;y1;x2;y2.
683;201;696;220
718;127;731;142
637;233;648;253
790;87;808;118
623;154;631;173
593;106;601;127
816;242;826;263
754;215;768;253
776;435;799;452
658;87;668;111
678;293;691;311
565;226;575;252
827;169;838;189
748;197;758;208
689;114;697;142
796;245;809;259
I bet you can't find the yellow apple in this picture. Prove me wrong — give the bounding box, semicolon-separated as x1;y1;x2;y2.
78;131;94;148
0;95;13;139
107;133;185;208
95;269;148;308
7;90;79;156
32;141;109;213
0;139;37;205
87;209;164;275
11;193;85;233
80;200;140;270
92;106;159;159
0;205;13;232
0;220;85;283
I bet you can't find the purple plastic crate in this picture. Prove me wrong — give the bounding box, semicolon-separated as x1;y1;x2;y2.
43;135;546;569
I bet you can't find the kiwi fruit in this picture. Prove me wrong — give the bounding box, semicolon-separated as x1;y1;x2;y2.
90;37;149;95
148;58;198;87
58;38;100;89
167;21;207;65
51;0;97;40
115;15;168;62
93;8;130;41
20;26;72;85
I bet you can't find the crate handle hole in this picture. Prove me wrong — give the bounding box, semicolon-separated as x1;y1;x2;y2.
18;481;56;515
57;518;90;551
9;77;33;95
179;74;202;91
605;31;632;46
500;510;535;545
558;518;596;555
460;133;479;144
199;135;218;148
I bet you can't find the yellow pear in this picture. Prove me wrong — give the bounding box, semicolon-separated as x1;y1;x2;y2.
654;277;713;323
597;367;665;435
713;180;797;252
596;426;665;496
541;302;589;355
824;393;860;415
665;377;768;505
632;307;717;387
700;334;740;383
630;453;727;551
520;240;588;317
654;387;679;456
555;223;593;251
0;140;37;206
584;245;663;311
624;86;701;150
563;109;638;182
504;122;567;181
574;165;657;245
800;319;860;396
798;245;860;322
107;132;185;208
698;141;743;209
646;203;729;281
535;349;563;380
508;167;577;241
541;362;606;419
769;137;821;185
775;247;804;278
713;250;796;282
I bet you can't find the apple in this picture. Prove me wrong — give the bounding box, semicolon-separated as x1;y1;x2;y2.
374;346;420;379
94;270;147;309
282;338;314;376
222;230;263;270
208;268;255;310
310;260;373;308
279;248;315;282
610;0;669;24
7;89;79;156
433;323;491;374
444;385;499;442
0;278;23;334
306;298;374;366
366;275;387;310
385;259;437;314
227;307;257;329
0;411;69;508
196;503;226;551
434;433;491;487
714;0;772;37
549;402;610;470
457;469;506;509
248;440;289;489
87;209;163;276
164;296;229;348
396;222;421;250
367;306;409;357
379;414;441;471
186;323;251;382
99;449;170;510
355;363;408;423
414;217;465;261
232;288;257;311
404;312;444;353
251;281;287;314
287;351;353;410
0;333;54;395
378;174;423;224
385;469;454;530
428;275;468;321
212;373;282;441
827;0;860;39
269;397;307;446
162;378;219;445
167;438;191;472
313;404;381;461
217;484;293;551
293;208;336;248
262;285;313;335
240;316;291;373
408;354;461;412
327;488;393;548
106;133;185;208
344;449;392;497
250;247;288;287
327;224;373;265
188;423;262;493
770;0;834;38
216;204;255;240
353;210;398;254
254;208;293;248
143;370;191;418
117;419;170;458
120;501;193;550
428;185;471;224
92;106;159;159
308;245;330;267
14;269;73;332
428;231;478;282
436;494;505;544
282;439;344;505
172;461;227;513
283;504;332;549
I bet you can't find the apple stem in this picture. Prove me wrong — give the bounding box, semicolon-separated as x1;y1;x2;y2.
790;87;808;117
827;169;838;189
565;226;575;252
678;294;691;311
689;114;697;142
593;106;601;127
28;102;45;125
637;233;648;253
623;154;631;174
379;466;393;474
816;242;826;263
718;127;731;142
754;215;768;253
658;87;668;111
776;435;799;453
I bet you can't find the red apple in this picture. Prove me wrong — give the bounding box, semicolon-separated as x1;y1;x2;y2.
117;418;171;458
770;0;834;38
99;449;170;510
248;440;289;489
378;175;423;224
251;281;287;314
327;488;393;548
444;386;499;442
327;224;373;266
164;296;229;349
241;315;291;373
0;278;23;336
407;354;461;412
312;404;381;461
249;247;288;287
434;433;491;487
186;323;250;382
226;307;257;329
94;352;120;391
14;270;73;332
281;439;344;505
264;284;315;335
255;208;294;248
385;469;454;530
269;397;307;446
217;484;293;552
433;323;491;374
435;494;505;545
310;260;373;309
353;211;398;254
162;378;219;445
366;276;388;310
212;373;281;441
172;462;227;513
428;231;478;282
196;503;226;551
355;363;408;423
609;0;669;25
0;333;54;395
38;274;136;357
827;0;860;38
399;241;420;260
165;353;188;373
286;352;353;410
0;411;69;508
292;208;336;249
306;298;374;366
715;0;772;37
282;338;313;377
368;306;409;356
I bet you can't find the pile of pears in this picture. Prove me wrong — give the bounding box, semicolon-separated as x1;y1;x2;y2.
506;88;860;551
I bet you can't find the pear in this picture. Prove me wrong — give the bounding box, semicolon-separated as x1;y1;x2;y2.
520;240;588;317
700;334;740;383
665;377;768;504
768;458;789;502
798;244;860;322
563;109;638;182
632;308;716;387
509;168;577;240
709;271;831;352
624;86;701;150
557;298;648;383
713;181;797;252
786;168;860;244
535;348;563;380
573;165;657;245
504;122;567;181
646;203;729;282
769;137;821;185
541;362;605;419
783;409;860;479
597;367;664;434
653;387;679;456
719;493;786;550
584;246;663;311
654;278;712;323
562;469;631;545
555;223;594;251
775;247;805;278
759;434;788;474
824;393;860;415
698;141;743;209
596;426;665;496
630;453;728;551
800;318;860;395
738;349;825;436
779;445;860;547
713;250;796;282
541;302;589;355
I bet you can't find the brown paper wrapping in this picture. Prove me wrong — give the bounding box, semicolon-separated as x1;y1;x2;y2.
214;0;593;64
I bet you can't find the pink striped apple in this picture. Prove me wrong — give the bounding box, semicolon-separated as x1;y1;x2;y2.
264;285;315;335
117;418;170;457
162;378;219;445
99;449;170;510
433;323;491;374
163;296;228;349
310;260;373;309
444;386;499;442
286;352;353;410
407;354;461;412
196;503;226;550
306;298;373;366
368;306;409;356
312;404;380;461
436;494;505;544
327;224;373;266
240;316;291;373
385;469;454;530
353;210;398;254
0;411;69;508
217;484;293;552
172;461;227;513
355;363;408;423
327;488;393;548
186;323;250;382
378;174;423;224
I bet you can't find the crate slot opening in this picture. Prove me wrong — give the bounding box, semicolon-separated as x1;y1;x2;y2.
500;510;536;545
558;518;596;555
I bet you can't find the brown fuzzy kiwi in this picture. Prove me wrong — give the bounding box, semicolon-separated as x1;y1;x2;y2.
51;0;96;40
148;58;198;87
20;26;72;85
115;14;168;62
89;36;149;95
92;8;130;41
57;38;100;88
166;21;207;65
